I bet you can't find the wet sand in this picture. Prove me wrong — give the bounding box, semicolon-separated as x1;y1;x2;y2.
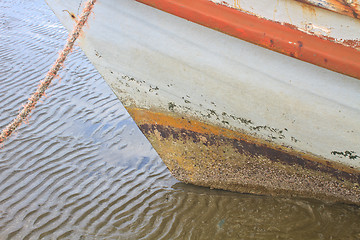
0;0;359;239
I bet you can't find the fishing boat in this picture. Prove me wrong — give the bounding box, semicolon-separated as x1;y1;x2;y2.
45;0;360;205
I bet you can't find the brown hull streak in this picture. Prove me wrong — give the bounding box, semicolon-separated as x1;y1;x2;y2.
127;107;360;205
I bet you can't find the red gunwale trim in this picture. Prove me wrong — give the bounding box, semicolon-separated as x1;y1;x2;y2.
136;0;360;80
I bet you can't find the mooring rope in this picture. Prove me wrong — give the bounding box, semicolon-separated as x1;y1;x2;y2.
0;0;96;144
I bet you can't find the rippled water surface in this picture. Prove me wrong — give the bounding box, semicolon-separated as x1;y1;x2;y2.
0;0;360;239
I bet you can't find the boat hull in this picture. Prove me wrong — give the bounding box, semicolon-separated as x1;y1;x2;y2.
46;0;360;204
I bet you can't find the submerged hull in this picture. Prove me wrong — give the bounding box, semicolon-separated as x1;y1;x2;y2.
46;0;360;204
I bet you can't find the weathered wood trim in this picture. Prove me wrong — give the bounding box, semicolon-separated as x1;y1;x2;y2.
136;0;360;80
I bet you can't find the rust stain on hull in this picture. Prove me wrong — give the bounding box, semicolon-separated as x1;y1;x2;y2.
127;108;360;205
300;2;317;16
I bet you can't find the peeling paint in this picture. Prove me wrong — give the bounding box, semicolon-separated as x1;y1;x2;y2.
295;0;360;19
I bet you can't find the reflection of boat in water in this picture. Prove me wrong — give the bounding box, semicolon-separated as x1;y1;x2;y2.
46;0;360;204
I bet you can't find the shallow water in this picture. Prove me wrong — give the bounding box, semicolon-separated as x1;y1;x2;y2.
0;0;359;239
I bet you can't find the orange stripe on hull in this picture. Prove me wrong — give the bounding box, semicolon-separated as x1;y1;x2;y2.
136;0;360;79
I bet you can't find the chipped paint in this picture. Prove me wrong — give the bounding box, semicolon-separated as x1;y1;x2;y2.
128;107;360;205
